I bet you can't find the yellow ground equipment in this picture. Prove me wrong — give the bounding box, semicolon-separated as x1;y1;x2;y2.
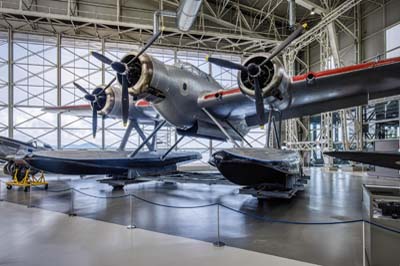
6;168;48;192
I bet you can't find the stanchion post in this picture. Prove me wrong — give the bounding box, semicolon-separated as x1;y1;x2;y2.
0;180;3;202
27;184;33;208
127;194;136;229
69;187;76;217
362;221;365;266
213;204;225;247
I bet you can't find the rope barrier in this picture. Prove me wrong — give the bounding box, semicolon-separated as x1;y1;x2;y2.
365;220;400;234
1;181;399;234
129;193;218;209
219;203;364;225
35;186;72;193
72;188;130;199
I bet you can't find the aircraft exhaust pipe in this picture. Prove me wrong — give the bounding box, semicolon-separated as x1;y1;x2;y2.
176;0;203;32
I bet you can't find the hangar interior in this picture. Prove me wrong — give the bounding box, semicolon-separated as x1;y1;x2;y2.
0;0;400;266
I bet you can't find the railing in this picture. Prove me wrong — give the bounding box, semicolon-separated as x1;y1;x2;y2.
0;178;399;249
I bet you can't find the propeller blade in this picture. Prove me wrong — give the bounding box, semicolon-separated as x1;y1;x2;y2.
91;52;113;65
84;94;95;102
253;77;265;128
92;105;97;138
73;82;91;96
97;77;116;95
121;76;129;126
105;77;116;90
111;61;127;74
207;57;248;72
261;23;307;65
127;31;163;65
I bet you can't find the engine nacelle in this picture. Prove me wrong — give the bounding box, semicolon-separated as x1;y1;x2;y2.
238;53;291;110
116;52;168;102
96;85;124;119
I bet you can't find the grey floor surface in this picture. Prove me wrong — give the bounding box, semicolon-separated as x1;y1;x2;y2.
1;168;399;266
0;201;317;266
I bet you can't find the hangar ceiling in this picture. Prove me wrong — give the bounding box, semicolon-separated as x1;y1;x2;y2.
0;0;354;54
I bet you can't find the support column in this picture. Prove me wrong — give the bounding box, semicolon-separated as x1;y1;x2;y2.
356;3;362;63
327;23;340;67
57;34;61;149
101;38;106;150
208;52;213;155
67;0;71;16
117;0;121;22
8;29;13;138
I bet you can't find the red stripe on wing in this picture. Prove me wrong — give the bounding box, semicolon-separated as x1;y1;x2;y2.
44;104;91;110
203;88;241;100
292;57;400;82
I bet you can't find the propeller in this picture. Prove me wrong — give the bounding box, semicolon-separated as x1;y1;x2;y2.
207;23;308;128
91;30;163;126
74;77;115;138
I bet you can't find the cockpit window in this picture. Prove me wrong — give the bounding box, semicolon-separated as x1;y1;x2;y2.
176;61;218;84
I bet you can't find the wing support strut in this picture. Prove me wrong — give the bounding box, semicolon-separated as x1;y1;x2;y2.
266;109;273;148
266;109;282;149
118;119;155;152
201;108;240;148
160;135;184;161
224;119;253;148
149;120;161;151
131;119;155;151
128;120;166;158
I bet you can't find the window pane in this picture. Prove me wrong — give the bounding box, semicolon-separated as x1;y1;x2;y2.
386;24;400;58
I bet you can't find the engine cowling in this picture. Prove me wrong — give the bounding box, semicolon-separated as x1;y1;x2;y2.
115;52;168;102
238;53;291;110
95;85;123;119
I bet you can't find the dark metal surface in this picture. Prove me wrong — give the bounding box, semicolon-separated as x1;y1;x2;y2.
210;148;300;186
24;150;201;175
0;136;52;161
325;151;400;169
3;168;398;266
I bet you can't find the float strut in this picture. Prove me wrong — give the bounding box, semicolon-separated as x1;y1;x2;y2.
160;135;184;161
129;120;166;158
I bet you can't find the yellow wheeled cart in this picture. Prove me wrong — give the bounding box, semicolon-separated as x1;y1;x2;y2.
6;168;48;192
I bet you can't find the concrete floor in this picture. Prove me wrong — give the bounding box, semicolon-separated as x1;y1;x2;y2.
1;168;399;266
0;201;316;266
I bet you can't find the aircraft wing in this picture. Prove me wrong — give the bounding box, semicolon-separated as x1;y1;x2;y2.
43;104;92;117
324;151;400;170
42;101;159;123
198;57;400;127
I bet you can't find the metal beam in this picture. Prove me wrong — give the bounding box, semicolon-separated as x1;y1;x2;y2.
0;6;278;43
327;23;340;67
289;0;362;53
295;0;326;15
56;33;61;149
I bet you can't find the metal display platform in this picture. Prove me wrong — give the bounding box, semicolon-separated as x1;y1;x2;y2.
362;184;400;266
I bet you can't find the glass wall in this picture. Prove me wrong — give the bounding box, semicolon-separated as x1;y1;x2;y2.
12;33;57;145
0;32;8;136
3;31;259;164
386;23;400;58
